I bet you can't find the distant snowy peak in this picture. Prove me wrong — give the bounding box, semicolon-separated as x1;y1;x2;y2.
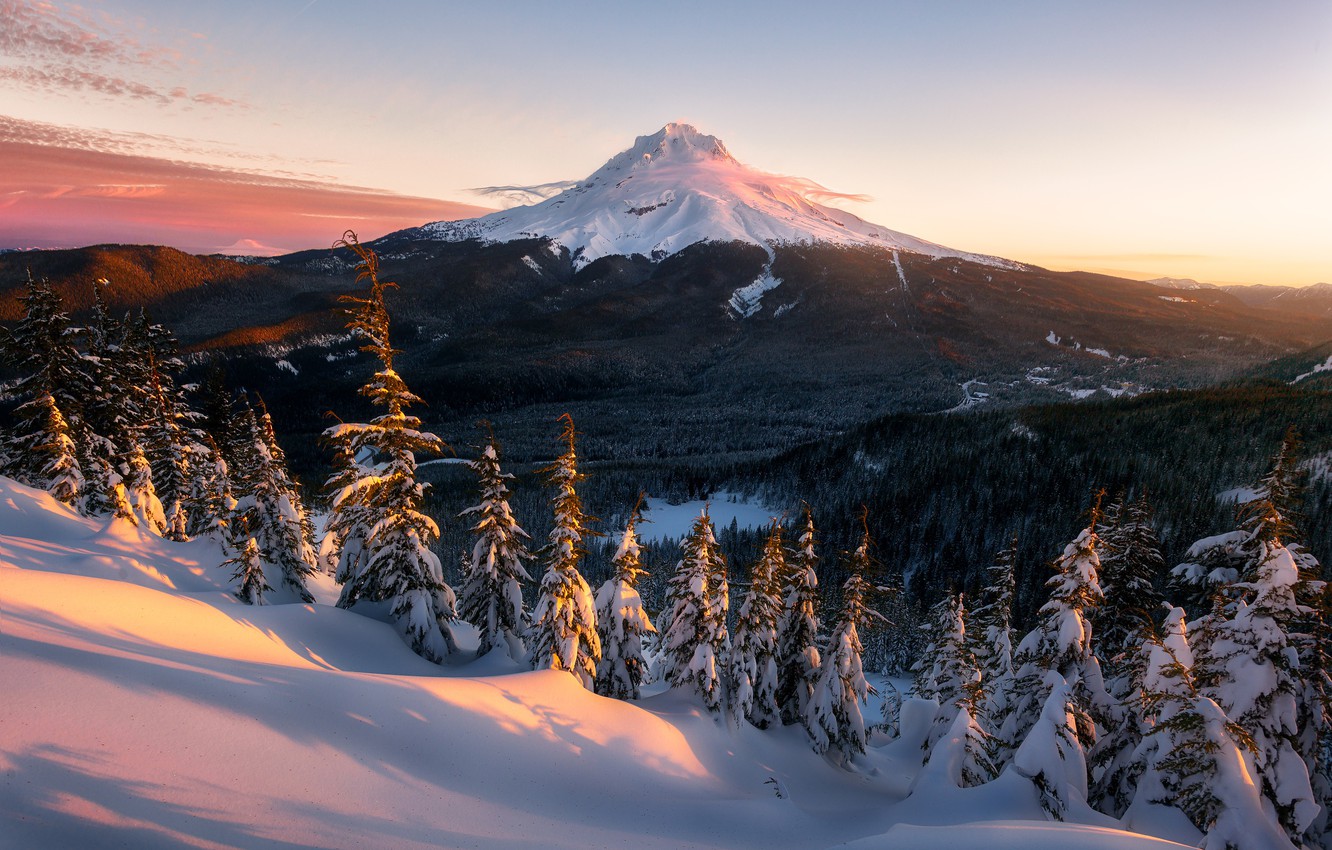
419;123;1022;270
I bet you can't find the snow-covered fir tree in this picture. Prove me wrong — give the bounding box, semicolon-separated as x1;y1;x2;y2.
1;273;88;497
1088;609;1158;818
141;350;196;540
776;506;821;726
459;438;532;661
705;514;731;671
1011;675;1093;821
1176;433;1323;844
807;518;876;764
78;447;133;523
660;509;725;712
235;401;316;603
594;501;656;700
1192;534;1318;842
969;536;1017;725
1096;493;1165;671
123;438;166;534
185;435;236;538
528;415;601;688
728;522;784;728
915;593;997;787
1131;607;1294;849
1002;498;1109;770
225;533;270;606
326;232;456;662
321;433;373;580
916;596;981;741
23;392;83;506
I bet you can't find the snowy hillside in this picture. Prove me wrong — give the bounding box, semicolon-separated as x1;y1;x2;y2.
419;123;1022;270
0;477;1197;850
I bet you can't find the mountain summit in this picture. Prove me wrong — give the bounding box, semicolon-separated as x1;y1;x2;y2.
419;123;1019;269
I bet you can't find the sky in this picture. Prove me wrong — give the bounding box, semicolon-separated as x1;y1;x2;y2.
0;0;1329;285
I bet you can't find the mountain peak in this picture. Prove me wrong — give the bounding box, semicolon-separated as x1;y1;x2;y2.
419;124;1019;270
623;123;736;168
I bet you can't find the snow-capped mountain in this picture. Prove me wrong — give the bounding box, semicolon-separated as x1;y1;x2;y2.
419;123;1020;269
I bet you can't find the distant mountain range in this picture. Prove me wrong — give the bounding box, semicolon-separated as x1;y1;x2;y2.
1;124;1329;464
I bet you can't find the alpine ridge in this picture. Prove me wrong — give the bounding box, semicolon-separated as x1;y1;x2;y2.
417;123;1022;270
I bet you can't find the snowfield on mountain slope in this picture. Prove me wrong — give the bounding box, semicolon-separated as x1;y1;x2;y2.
420;123;1024;271
0;478;1192;850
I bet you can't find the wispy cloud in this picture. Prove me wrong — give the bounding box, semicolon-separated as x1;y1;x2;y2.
0;0;246;109
0;115;336;179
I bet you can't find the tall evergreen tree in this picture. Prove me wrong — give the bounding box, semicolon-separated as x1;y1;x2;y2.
1193;536;1317;842
528;415;601;688
235;401;317;603
459;439;532;661
22;392;83;506
969;536;1017;726
2;273;88;494
807;517;876;763
142;351;196;540
185;434;236;538
776;506;821;726
225;533;270;606
1002;496;1108;769
1096;494;1165;670
660;509;725;712
594;502;656;700
1131;607;1293;849
123;437;166;533
729;522;784;728
325;232;455;662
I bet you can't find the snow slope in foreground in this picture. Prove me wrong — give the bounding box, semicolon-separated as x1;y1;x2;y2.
0;478;1191;849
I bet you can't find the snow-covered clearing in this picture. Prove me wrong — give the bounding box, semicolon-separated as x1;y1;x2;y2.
1;479;1190;849
1291;353;1332;384
638;492;783;542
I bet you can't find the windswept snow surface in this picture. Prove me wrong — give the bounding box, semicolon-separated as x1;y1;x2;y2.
420;123;1023;270
1;478;1188;849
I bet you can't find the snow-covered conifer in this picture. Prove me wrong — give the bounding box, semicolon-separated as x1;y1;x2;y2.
1193;540;1318;843
1010;675;1092;821
728;522;784;728
706;515;730;666
326;232;455;662
807;519;875;763
660;509;724;712
776;506;821;726
23;392;83;506
235;402;316;603
124;438;166;533
969;537;1017;725
225;534;270;606
2;273;88;493
595;501;656;700
459;439;532;661
185;435;236;538
1130;607;1294;849
1002;499;1107;767
528;415;601;688
1096;494;1165;671
915;593;997;786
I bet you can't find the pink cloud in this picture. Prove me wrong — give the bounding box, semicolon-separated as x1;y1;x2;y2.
0;127;495;255
0;0;247;109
